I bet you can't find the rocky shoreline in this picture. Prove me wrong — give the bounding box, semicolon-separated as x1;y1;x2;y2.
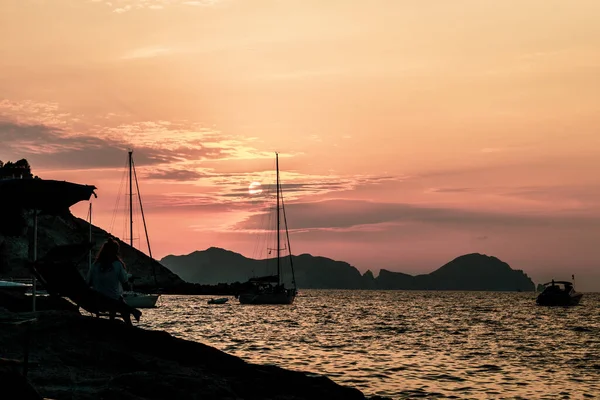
0;308;390;400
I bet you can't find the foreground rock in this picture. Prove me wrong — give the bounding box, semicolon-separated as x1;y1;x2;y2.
0;309;380;400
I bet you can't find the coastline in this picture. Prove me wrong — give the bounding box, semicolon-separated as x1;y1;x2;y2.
0;308;390;400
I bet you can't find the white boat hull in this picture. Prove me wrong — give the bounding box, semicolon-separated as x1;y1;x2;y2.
123;292;159;308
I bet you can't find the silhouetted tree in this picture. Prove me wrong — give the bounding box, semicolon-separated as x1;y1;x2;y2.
14;159;31;169
0;158;33;179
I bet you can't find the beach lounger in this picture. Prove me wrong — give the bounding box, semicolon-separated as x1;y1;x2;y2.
29;243;142;324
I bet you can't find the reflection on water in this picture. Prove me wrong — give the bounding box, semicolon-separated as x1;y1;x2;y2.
138;290;600;399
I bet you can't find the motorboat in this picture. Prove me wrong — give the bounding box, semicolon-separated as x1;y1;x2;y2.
207;297;229;305
536;280;583;306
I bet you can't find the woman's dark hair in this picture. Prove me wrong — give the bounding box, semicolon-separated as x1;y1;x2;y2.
95;238;126;272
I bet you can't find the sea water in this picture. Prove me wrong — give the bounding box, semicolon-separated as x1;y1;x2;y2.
136;290;600;399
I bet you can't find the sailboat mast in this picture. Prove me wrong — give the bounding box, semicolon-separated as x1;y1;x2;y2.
132;156;158;287
276;152;280;284
128;150;133;248
88;202;92;271
280;192;296;290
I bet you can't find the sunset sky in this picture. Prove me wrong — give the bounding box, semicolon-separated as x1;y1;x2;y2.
1;0;599;290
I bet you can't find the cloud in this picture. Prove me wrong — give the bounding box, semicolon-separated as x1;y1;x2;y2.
113;5;132;13
0;119;265;171
232;199;600;233
121;46;172;59
143;168;206;181
478;146;532;154
0;99;74;127
501;185;600;208
429;187;474;193
0;121;174;169
183;0;220;5
94;0;223;14
480;147;505;153
95;120;275;162
0;99;277;171
143;175;402;215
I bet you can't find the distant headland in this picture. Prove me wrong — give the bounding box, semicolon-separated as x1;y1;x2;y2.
161;247;536;292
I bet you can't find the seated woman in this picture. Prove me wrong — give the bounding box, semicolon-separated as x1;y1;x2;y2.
87;238;132;325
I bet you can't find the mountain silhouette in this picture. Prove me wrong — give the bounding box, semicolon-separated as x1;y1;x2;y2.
160;248;535;291
377;253;534;291
161;247;366;289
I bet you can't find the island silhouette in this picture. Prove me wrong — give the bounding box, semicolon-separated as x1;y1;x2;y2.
161;247;535;292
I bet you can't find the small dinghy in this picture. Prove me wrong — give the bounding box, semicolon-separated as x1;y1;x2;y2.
207;297;229;305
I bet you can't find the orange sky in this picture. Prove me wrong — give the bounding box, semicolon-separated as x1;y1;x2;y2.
1;0;599;290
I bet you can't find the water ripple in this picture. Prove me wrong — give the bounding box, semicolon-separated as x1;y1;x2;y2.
138;290;600;399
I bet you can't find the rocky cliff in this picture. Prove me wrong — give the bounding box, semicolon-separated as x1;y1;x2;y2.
0;210;183;291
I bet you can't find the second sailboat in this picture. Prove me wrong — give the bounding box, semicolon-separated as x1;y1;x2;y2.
237;153;297;305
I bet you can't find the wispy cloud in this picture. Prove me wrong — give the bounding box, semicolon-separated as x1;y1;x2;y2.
0;119;275;171
0;99;408;227
0;99;271;173
183;0;220;5
146;175;402;213
0;121;176;168
113;5;132;13
0;99;75;127
121;46;172;59
429;187;474;193
478;146;530;154
501;185;600;209
1;97;277;159
143;168;208;181
233;199;600;233
97;121;274;162
480;147;506;153
91;0;223;14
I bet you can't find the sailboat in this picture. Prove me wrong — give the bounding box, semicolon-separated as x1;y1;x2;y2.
110;150;160;308
237;153;297;305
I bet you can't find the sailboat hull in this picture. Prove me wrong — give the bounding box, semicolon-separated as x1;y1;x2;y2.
239;291;296;305
123;292;159;308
